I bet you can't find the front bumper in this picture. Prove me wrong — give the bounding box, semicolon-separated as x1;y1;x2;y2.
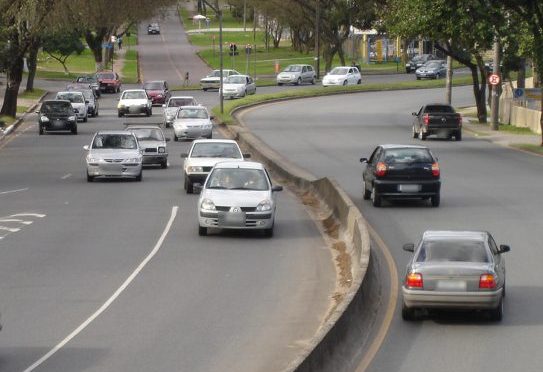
199;210;274;230
87;163;142;178
173;126;212;139
40;119;76;131
223;90;244;98
118;105;149;115
149;95;166;105
416;72;437;79
374;179;440;199
277;76;297;84
200;81;220;90
402;287;503;310
322;80;343;86
142;154;167;165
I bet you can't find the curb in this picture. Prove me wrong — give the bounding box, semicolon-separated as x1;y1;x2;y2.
0;90;48;142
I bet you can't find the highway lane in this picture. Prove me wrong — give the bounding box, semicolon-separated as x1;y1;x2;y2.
243;87;543;371
0;91;336;371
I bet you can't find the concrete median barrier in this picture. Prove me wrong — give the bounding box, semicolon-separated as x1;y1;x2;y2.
227;106;377;372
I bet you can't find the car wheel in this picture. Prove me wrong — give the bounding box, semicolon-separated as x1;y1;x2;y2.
416;77;421;80
277;83;283;86
402;302;417;321
72;126;78;135
39;125;44;135
342;80;348;86
431;193;440;207
418;130;427;141
87;173;94;182
203;88;208;91
363;182;371;200
161;160;168;169
135;172;142;182
174;136;178;142
357;79;362;84
455;130;462;141
116;86;120;93
371;185;382;207
296;77;301;85
412;126;418;139
118;112;123;118
198;225;207;236
489;297;503;321
95;109;99;117
184;177;194;194
83;115;87;123
311;78;316;85
263;224;274;238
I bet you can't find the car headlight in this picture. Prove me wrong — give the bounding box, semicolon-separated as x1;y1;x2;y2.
157;94;163;97
125;157;142;163
187;166;203;173
158;147;166;153
118;103;125;108
40;115;49;122
68;116;76;121
86;155;101;163
173;122;186;129
201;198;216;211
256;199;272;211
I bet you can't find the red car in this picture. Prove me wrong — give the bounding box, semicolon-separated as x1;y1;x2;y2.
143;80;170;105
96;72;122;93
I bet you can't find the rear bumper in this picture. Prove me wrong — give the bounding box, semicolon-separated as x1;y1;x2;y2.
402;288;503;309
142;154;167;164
374;179;440;198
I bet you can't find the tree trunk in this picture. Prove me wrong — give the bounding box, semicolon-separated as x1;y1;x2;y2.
26;43;39;91
468;65;487;123
85;29;107;71
337;43;345;66
517;58;526;88
0;56;24;117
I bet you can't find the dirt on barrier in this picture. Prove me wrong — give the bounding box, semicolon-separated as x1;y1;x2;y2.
322;214;339;239
333;241;353;288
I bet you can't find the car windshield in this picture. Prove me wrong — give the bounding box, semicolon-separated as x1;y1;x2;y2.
41;102;72;114
122;91;147;100
77;76;96;83
177;108;208;119
92;134;137;149
168;98;195;107
206;168;268;190
382;148;433;163
143;82;164;90
416;239;489;263
208;71;222;77
225;76;246;84
97;73;115;79
425;62;441;68
190;143;242;158
79;90;93;100
412;56;423;62
329;67;349;75
284;65;302;72
424;105;455;113
56;93;84;103
130;128;164;141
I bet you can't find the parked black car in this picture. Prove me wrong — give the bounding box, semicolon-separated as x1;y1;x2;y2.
412;103;462;140
405;54;438;73
37;100;77;135
360;144;441;207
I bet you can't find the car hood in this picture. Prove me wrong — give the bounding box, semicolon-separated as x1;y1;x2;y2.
99;79;118;83
201;76;221;82
138;140;165;149
201;189;271;207
146;90;165;96
71;102;86;109
164;107;178;116
173;118;210;126
185;157;241;168
88;149;141;158
223;83;245;89
119;99;148;105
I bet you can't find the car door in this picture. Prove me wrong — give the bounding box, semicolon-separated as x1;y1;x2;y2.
363;146;382;188
301;66;308;82
488;234;506;285
413;106;423;132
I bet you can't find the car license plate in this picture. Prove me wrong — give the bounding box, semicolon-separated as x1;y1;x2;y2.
436;280;467;291
398;184;421;192
218;211;246;227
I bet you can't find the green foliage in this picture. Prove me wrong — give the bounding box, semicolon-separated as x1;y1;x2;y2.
42;30;85;73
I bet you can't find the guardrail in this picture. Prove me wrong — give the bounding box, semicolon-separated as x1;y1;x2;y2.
227;112;374;371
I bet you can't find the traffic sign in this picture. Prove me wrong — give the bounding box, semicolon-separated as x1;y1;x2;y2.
488;73;501;86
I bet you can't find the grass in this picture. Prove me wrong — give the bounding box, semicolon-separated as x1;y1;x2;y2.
179;7;248;31
212;76;475;125
37;48;97;74
19;88;46;99
17;106;29;114
0;115;16;126
121;49;139;84
512;144;543;155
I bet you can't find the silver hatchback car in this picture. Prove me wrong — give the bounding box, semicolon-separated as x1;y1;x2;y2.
197;161;283;237
276;64;316;85
84;131;143;182
402;230;510;321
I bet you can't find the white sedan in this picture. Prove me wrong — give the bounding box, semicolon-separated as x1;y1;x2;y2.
322;66;362;87
117;89;152;117
220;75;256;99
172;106;213;141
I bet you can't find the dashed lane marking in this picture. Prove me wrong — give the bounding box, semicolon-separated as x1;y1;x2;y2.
0;188;29;195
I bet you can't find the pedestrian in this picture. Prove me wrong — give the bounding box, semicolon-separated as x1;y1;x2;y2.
183;71;190;86
117;36;123;50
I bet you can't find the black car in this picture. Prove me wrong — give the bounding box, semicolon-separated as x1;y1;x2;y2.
147;23;160;34
360;145;441;207
37;100;77;135
405;54;438;73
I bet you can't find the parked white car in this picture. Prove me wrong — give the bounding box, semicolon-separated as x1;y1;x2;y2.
277;64;316;85
322;66;362;87
220;75;256;99
162;96;199;127
172;106;213;141
181;139;248;193
55;91;88;122
117;89;152;117
197;161;283;237
200;69;240;91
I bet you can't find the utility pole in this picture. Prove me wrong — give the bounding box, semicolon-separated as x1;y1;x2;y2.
490;40;500;130
315;0;320;80
253;8;257;79
445;54;453;104
243;0;247;32
218;1;224;114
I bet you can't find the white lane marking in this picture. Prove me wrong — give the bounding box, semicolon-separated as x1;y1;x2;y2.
61;173;72;180
0;188;29;195
0;226;21;233
9;213;46;218
0;219;33;225
23;206;179;372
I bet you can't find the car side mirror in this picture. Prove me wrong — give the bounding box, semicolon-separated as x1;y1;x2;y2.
180;153;188;158
210;115;215;120
411;112;417;116
499;244;511;254
242;153;251;158
193;183;203;194
403;243;415;252
272;185;283;192
360;157;368;163
83;145;89;151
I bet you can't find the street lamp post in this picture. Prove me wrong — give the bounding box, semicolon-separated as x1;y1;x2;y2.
315;0;320;80
217;1;224;114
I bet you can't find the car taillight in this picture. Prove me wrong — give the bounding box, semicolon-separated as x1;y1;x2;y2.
406;273;423;288
423;113;430;125
457;114;462;126
431;162;440;177
479;274;496;289
375;162;387;177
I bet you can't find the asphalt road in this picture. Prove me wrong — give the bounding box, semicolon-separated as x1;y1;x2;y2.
242;87;543;371
0;85;336;371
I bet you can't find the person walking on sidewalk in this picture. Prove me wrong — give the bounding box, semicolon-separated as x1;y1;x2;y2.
117;36;123;50
183;71;190;86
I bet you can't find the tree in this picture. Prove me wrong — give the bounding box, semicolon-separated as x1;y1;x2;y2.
42;31;85;74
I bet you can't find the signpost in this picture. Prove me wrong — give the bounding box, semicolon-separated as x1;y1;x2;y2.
488;73;501;86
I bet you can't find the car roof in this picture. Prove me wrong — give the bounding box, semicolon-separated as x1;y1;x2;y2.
57;91;83;95
213;161;264;170
422;230;488;241
379;144;430;150
144;80;166;84
170;96;195;99
122;89;146;93
96;130;137;135
180;105;206;109
192;139;238;145
125;125;162;130
43;99;71;104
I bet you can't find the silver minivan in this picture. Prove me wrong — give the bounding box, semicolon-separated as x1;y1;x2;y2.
276;64;316;85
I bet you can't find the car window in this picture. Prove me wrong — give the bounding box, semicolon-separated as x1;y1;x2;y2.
416;239;490;263
178;108;208;119
56;93;84;103
284;65;302;72
330;67;349;75
488;235;499;255
382;148;433;163
122;91;147;100
168;98;195;107
190;143;242;158
209;71;221;77
92;134;137;149
307;66;313;72
225;76;246;84
424;105;455;113
206;168;269;190
143;82;164;90
368;147;382;165
130;128;164;141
